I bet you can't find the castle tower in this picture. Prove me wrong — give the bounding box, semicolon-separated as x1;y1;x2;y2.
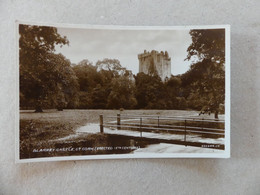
138;50;171;81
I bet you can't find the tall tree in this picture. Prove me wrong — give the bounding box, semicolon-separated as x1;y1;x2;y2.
73;60;102;109
46;53;79;110
96;58;130;78
19;24;70;112
185;29;225;119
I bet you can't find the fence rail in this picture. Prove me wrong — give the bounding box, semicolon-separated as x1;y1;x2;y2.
105;115;224;123
99;114;225;149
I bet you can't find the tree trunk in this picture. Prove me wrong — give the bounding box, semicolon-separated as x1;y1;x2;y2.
34;106;43;113
57;107;63;111
214;110;219;120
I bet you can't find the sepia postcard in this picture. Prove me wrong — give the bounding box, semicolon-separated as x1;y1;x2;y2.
16;21;230;163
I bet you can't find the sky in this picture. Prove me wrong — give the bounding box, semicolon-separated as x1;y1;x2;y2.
55;27;193;75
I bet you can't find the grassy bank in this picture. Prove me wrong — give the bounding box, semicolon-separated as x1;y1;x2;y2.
20;109;223;159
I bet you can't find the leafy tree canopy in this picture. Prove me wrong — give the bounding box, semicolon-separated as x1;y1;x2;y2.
19;24;72;112
186;29;225;64
185;29;225;118
96;58;132;78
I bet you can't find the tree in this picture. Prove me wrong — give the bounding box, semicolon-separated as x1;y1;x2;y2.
96;58;130;78
46;53;79;110
186;91;208;111
185;29;225;119
107;76;137;109
165;76;182;109
186;29;225;64
73;60;103;109
19;24;70;112
73;59;132;109
90;84;108;109
73;60;101;92
134;73;165;109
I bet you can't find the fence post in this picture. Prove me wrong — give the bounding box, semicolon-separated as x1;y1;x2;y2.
100;115;104;133
202;118;204;131
140;117;142;137
158;116;160;127
117;114;121;130
184;119;187;146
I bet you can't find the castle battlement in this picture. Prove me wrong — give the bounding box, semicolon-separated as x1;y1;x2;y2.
138;50;171;81
138;50;170;60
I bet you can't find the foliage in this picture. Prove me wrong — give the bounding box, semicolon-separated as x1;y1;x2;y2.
135;73;166;109
73;60;101;92
19;25;225;114
96;58;131;78
19;24;77;112
107;76;137;109
73;58;137;109
164;76;182;109
90;84;109;109
186;29;225;64
184;29;225;118
47;53;79;109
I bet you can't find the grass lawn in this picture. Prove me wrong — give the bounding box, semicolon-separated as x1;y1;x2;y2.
19;109;220;159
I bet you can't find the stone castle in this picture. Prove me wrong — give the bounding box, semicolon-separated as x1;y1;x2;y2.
138;50;171;81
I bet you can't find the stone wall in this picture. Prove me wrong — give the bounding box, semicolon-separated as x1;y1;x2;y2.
138;50;171;81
